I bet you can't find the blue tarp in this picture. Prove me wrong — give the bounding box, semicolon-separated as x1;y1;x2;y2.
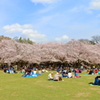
22;71;42;77
23;75;37;77
90;84;100;86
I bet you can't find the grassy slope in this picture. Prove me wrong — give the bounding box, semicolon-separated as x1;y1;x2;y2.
0;71;100;100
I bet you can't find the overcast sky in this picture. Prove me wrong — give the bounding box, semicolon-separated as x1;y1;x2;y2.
0;0;100;43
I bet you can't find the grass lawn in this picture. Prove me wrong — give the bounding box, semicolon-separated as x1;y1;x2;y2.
0;71;100;100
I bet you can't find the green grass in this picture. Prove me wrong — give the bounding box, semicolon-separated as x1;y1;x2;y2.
0;71;100;100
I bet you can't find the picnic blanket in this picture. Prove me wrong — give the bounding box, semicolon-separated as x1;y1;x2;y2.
89;84;100;86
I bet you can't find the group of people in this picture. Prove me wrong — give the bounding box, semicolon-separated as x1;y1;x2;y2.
2;64;100;86
21;67;49;77
48;72;63;81
22;68;38;77
3;65;17;73
86;68;100;75
48;71;81;81
20;66;48;73
57;67;81;78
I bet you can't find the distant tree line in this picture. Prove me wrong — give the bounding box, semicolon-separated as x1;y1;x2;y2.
0;35;34;44
13;37;34;44
1;35;100;45
0;35;11;41
78;35;100;45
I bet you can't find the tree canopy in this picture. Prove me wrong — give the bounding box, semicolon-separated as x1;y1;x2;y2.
0;39;100;65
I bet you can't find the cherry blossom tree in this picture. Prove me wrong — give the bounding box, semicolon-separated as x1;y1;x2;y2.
1;39;100;67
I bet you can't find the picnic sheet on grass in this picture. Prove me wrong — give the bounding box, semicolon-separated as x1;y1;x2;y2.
90;84;100;86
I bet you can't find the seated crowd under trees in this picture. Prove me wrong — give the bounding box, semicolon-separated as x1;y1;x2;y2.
1;62;100;87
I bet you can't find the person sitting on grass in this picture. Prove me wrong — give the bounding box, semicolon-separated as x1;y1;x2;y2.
22;68;32;77
98;69;100;75
33;69;37;75
21;68;25;73
94;69;98;75
73;69;81;78
89;76;100;85
48;72;54;80
53;72;63;81
37;69;42;75
67;70;73;78
88;69;94;75
62;68;68;77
